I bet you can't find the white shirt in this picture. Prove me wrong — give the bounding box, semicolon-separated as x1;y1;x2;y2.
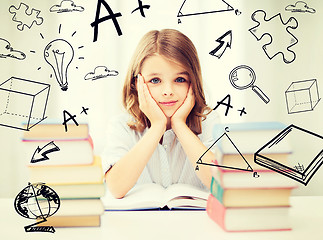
101;111;220;190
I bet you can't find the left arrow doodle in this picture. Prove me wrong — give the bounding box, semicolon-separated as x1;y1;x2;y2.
30;141;60;163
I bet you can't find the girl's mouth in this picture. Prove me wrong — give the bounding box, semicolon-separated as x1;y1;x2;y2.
159;100;178;106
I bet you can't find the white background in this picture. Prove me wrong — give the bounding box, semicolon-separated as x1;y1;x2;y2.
0;0;322;197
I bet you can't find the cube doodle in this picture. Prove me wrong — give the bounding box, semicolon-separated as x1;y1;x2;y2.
285;79;321;114
0;77;50;131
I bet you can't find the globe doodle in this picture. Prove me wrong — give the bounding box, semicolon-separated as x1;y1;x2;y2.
14;182;60;233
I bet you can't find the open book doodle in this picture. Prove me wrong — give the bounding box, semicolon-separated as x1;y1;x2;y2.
254;124;323;185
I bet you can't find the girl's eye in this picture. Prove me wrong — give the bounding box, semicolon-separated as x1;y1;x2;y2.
175;77;187;83
149;78;160;84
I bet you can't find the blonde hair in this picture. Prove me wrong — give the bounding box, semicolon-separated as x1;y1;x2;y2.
122;29;211;135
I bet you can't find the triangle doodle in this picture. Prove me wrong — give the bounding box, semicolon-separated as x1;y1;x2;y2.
197;132;253;172
177;0;234;18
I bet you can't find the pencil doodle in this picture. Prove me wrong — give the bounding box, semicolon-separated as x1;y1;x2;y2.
254;124;323;186
9;2;43;31
177;0;235;18
209;30;232;59
50;0;85;13
30;141;60;164
0;38;26;60
196;130;254;173
84;66;118;81
285;79;320;114
91;0;123;42
249;10;298;64
229;65;270;104
14;182;60;233
0;77;50;131
285;1;315;14
44;39;74;91
131;0;150;17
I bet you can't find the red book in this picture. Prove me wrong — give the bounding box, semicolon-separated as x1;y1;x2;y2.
206;194;292;232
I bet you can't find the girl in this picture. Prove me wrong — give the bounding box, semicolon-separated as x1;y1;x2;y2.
102;29;218;198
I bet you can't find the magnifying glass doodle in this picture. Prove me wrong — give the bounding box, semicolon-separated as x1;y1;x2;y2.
229;65;270;104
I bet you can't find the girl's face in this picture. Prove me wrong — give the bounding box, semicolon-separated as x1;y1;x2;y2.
140;54;190;118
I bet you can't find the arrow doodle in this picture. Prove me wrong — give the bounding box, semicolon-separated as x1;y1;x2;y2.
209;30;232;59
30;141;60;163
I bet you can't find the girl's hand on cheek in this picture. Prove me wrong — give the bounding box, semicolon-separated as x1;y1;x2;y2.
137;74;167;128
171;85;195;127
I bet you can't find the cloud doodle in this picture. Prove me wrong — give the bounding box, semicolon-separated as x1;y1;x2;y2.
50;0;85;13
285;1;316;14
84;66;119;81
0;38;26;60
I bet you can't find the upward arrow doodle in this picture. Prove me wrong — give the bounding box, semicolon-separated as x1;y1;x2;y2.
30;141;60;163
209;30;232;59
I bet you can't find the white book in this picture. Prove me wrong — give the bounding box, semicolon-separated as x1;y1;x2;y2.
102;183;209;210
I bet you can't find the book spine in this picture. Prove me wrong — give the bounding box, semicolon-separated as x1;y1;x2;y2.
206;194;226;231
210;177;224;203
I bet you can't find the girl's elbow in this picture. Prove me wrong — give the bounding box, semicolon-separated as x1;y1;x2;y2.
105;174;128;199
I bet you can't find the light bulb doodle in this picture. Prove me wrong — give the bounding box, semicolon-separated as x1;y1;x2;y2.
44;39;74;91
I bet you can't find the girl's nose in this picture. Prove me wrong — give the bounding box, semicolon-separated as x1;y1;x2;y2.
162;83;174;96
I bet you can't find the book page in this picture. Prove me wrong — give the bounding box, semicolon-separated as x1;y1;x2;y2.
102;183;165;210
164;184;209;209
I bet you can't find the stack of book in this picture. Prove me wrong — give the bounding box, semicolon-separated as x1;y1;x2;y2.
201;122;298;232
22;122;105;227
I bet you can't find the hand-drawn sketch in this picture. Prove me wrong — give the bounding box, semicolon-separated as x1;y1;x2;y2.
213;94;247;117
0;38;26;60
229;65;270;104
285;79;321;114
237;107;247;116
80;106;89;115
255;124;323;186
249;10;298;64
213;94;233;116
209;30;232;59
84;66;118;80
14;182;60;233
30;141;60;163
0;77;50;131
50;0;85;13
62;110;79;132
196;131;254;173
131;0;150;17
91;0;123;42
44;39;74;91
9;2;44;31
177;0;235;18
285;1;315;14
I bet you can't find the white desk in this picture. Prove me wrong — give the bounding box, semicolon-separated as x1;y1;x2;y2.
1;196;322;240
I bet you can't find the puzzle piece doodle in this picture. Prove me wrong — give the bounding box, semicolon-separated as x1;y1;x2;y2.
9;2;44;31
249;10;298;64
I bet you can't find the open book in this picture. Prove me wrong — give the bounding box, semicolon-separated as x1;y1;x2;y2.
101;183;209;210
